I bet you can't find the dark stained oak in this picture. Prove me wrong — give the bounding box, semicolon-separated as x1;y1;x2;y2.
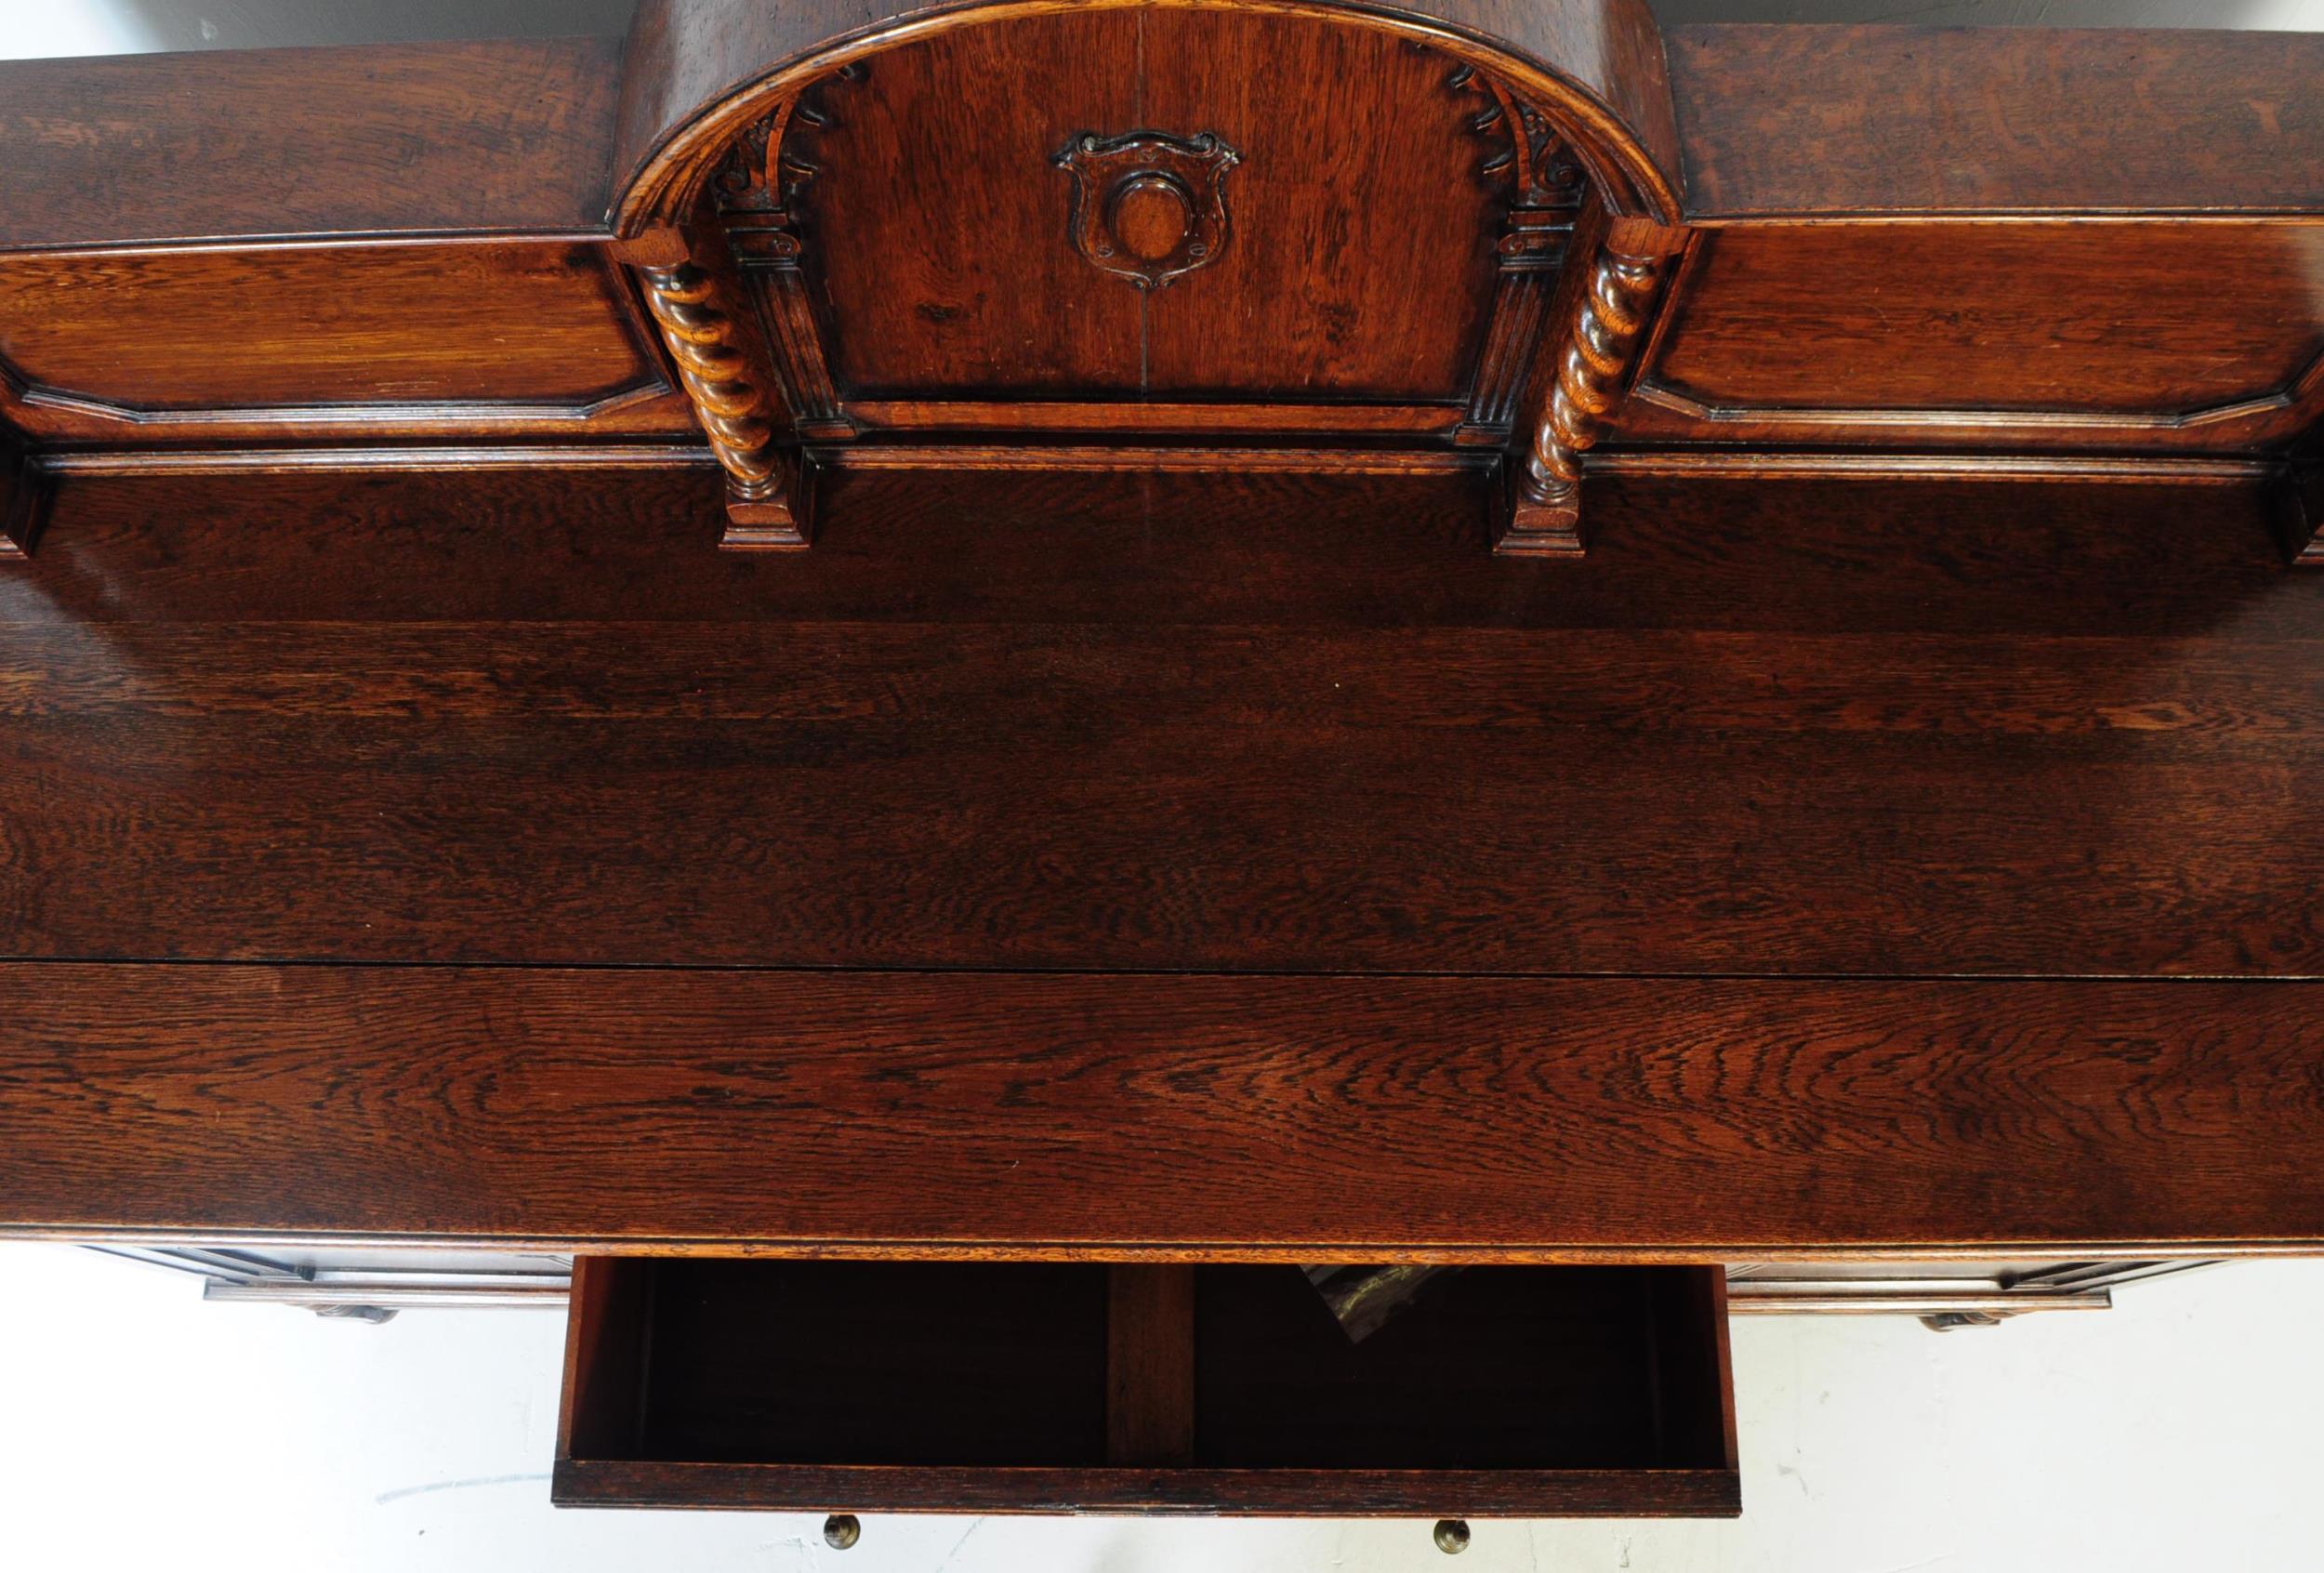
5;963;2323;1257
802;10;1143;397
4;466;2298;638
0;245;684;436
1;468;2317;978
0;39;626;254
805;11;1503;402
553;1460;1743;1516
612;0;1684;230
0;15;2321;1309
2;17;2323;544
1640;224;2324;421
1669;25;2324;218
1134;11;1502;400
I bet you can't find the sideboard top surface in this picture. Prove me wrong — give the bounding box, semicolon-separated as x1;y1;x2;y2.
6;7;2324;1260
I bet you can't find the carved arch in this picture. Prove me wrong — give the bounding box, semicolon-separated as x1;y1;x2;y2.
613;0;1687;557
612;0;1684;232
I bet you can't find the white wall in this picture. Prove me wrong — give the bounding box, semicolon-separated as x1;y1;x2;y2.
6;0;2324;60
1652;0;2324;23
2;1245;2319;1572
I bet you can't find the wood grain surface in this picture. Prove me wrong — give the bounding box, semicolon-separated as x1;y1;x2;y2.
0;39;625;254
613;0;1683;229
552;1459;1743;1515
0;245;670;424
1670;25;2324;218
1;468;2315;976
1643;224;2324;419
4;964;2321;1257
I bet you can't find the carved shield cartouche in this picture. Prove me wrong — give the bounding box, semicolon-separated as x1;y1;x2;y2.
1052;130;1240;290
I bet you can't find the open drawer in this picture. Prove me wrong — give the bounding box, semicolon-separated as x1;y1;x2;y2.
554;1259;1738;1517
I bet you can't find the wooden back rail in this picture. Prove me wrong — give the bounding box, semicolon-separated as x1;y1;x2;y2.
2;7;2323;561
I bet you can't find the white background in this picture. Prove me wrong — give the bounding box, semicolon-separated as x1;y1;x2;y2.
3;1246;2319;1572
5;1;2324;60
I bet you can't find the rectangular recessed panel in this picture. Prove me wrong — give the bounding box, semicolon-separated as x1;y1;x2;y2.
0;243;662;416
1650;223;2324;416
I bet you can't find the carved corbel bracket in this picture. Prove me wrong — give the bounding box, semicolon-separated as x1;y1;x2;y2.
627;229;808;549
708;75;857;443
1451;63;1589;444
619;71;863;548
1499;211;1686;557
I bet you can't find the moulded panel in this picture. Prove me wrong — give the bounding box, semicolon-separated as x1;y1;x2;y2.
1644;223;2324;420
0;243;671;424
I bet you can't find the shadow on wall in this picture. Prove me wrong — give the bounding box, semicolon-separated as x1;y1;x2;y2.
4;0;2323;59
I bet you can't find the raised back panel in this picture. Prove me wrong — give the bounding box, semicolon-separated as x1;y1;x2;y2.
1137;12;1503;400
800;10;1505;403
802;10;1143;397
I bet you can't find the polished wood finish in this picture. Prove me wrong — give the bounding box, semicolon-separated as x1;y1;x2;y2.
790;12;1501;401
611;0;1684;231
1108;1267;1197;1467
8;963;2324;1257
1669;25;2324;218
1504;208;1681;553
2;12;2322;550
1628;223;2324;450
635;255;808;544
0;6;2319;1283
0;245;681;439
0;38;626;252
12;16;2324;1530
552;1259;1737;1514
6;468;2319;977
5;462;2322;1258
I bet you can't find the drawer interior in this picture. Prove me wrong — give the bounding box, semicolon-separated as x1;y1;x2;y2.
556;1259;1737;1516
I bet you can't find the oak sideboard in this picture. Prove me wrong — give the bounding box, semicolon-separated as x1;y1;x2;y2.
4;0;2323;1530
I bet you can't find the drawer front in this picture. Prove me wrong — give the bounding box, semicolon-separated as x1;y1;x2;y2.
554;1258;1738;1516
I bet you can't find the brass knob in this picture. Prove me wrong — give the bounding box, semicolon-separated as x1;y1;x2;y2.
824;1514;862;1551
1433;1519;1472;1555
